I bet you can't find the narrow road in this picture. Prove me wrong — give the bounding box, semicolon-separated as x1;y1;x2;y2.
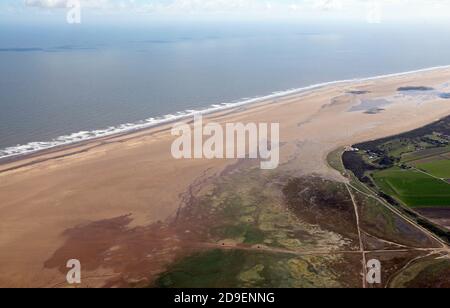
197;242;446;257
346;183;367;288
347;182;448;249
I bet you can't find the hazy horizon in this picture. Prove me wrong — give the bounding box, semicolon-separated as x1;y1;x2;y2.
2;0;450;24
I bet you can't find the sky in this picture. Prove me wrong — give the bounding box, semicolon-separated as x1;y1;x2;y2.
1;0;450;23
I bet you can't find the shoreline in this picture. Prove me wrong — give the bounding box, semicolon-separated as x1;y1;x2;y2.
2;64;450;164
2;65;450;287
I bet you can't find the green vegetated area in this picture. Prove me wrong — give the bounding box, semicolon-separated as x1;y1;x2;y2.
373;167;450;207
415;159;450;179
153;166;362;288
156;249;358;288
154;115;450;288
327;148;439;248
389;257;450;288
342;115;450;243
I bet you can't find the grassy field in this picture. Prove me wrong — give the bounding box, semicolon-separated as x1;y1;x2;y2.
351;187;439;248
372;167;450;208
415;159;450;179
341;117;450;245
155;249;355;288
402;146;450;163
326;148;346;174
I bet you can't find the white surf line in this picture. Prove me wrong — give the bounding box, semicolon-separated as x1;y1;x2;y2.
1;65;450;161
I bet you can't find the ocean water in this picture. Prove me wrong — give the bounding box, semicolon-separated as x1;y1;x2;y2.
1;20;450;159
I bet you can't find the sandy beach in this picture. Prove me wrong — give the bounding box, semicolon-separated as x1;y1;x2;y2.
1;67;450;287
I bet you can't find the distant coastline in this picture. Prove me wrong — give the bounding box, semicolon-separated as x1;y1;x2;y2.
1;64;450;163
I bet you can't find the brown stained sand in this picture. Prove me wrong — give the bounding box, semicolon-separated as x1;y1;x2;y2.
1;68;450;287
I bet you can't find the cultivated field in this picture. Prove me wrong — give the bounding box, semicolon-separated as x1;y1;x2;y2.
373;167;450;208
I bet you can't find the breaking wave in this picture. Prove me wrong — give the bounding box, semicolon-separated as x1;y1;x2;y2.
1;65;449;161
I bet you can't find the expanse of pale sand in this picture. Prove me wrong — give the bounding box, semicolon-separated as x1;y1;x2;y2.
1;68;450;287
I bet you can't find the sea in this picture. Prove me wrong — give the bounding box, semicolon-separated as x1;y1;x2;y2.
2;19;450;159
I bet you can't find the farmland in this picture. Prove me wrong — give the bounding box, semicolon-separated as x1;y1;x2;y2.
415;160;450;179
342;115;450;238
372;167;450;208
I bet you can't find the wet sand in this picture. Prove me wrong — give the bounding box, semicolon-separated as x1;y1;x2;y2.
1;67;450;287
